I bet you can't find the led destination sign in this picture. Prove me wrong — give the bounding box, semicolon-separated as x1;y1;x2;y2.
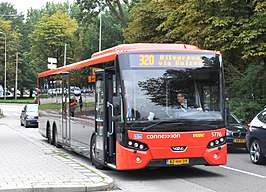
129;53;215;68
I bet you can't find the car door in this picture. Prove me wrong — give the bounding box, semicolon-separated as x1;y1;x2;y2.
259;111;266;153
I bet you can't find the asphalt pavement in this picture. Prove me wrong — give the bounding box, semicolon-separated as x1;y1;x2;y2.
0;107;113;192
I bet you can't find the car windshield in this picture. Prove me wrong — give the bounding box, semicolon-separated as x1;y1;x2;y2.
227;113;241;124
27;105;38;112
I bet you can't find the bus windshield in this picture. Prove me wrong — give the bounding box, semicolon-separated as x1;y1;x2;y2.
120;53;223;123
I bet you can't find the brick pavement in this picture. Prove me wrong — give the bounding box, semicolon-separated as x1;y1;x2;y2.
0;123;113;192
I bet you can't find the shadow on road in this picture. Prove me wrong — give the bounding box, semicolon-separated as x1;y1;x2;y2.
104;166;224;181
227;147;248;154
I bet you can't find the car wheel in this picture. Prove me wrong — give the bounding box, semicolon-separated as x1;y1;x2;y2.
250;140;266;164
25;121;29;128
20;119;23;126
90;135;106;170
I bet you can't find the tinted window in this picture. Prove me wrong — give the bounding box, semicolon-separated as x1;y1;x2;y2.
258;110;266;123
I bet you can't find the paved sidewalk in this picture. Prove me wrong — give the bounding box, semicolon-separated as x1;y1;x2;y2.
0;123;113;192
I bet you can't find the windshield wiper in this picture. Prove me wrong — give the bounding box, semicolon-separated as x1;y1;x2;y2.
142;120;185;131
141;121;222;132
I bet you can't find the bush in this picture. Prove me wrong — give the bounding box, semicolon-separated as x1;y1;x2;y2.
227;98;265;123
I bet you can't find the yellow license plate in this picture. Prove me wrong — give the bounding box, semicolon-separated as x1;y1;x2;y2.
234;139;246;143
166;158;189;165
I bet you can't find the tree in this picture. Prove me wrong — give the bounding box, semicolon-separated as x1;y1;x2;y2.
0;17;21;94
29;11;80;72
124;0;266;121
77;0;138;28
124;0;174;43
0;2;24;29
79;9;124;58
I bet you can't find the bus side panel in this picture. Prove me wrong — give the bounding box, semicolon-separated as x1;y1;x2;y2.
39;110;62;139
38;111;47;138
70;118;95;158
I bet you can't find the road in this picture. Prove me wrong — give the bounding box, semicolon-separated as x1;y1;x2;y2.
1;103;265;192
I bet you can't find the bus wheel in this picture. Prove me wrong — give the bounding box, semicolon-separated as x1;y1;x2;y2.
90;135;105;170
47;127;52;144
53;127;62;148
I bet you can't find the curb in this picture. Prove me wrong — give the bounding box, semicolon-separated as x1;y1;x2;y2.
52;150;114;192
0;184;114;192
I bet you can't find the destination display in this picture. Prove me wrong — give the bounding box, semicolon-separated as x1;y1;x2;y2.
129;53;215;68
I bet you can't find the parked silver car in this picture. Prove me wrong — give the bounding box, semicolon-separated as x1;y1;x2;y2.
20;104;38;128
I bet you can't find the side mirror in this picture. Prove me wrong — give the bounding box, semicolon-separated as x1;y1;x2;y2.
113;96;121;108
112;96;121;120
240;119;246;124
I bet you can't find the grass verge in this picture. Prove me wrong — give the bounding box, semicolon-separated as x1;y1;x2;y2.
0;98;35;104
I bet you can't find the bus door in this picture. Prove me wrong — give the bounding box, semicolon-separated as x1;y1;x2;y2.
62;75;70;146
105;68;116;165
94;69;116;167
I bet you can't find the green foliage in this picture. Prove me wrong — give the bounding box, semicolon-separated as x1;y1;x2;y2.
29;11;79;72
77;0;133;28
124;0;174;43
79;10;124;58
125;0;266;121
0;17;21;92
0;98;35;104
227;62;265;122
228;98;264;123
0;2;24;30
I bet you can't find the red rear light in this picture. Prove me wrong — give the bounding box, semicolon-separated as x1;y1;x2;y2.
247;124;251;129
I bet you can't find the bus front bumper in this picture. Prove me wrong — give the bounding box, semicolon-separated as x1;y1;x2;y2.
115;142;227;170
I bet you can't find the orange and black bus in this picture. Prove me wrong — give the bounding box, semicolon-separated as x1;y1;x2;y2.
38;43;227;170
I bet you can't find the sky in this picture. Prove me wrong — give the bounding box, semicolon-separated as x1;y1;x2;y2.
0;0;75;15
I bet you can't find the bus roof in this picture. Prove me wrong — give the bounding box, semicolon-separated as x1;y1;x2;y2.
38;43;220;78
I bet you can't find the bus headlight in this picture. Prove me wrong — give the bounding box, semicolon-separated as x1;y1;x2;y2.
207;137;226;148
127;140;148;151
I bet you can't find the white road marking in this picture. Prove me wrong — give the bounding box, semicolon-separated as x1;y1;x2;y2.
220;165;266;178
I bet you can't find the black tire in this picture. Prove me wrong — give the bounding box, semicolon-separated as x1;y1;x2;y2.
90;135;106;170
245;145;249;153
249;140;266;164
25;121;29;128
47;127;53;144
20;119;23;126
53;127;62;148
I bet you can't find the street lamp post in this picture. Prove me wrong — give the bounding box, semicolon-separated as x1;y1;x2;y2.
99;0;102;51
15;53;18;100
0;31;7;100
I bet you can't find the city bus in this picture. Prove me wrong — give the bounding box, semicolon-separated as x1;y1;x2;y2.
38;43;227;170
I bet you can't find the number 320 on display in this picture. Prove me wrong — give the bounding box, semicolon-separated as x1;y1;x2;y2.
139;55;154;66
